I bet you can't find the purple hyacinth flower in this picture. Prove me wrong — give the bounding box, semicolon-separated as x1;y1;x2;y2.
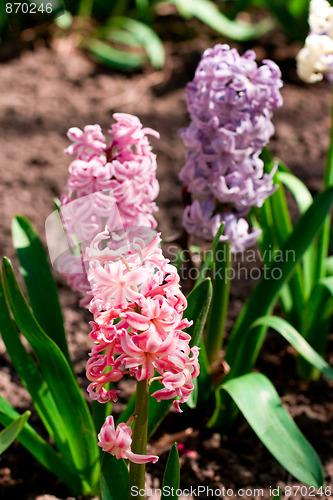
179;44;283;252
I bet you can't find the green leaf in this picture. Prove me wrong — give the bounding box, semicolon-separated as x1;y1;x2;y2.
0;395;84;495
161;443;180;500
196;221;224;286
109;16;165;68
278;170;315;295
55;11;73;29
265;0;308;40
135;0;150;17
278;171;313;214
98;27;142;48
78;0;94;17
0;0;8;33
81;38;146;70
272;487;282;499
225;186;333;379
168;0;274;40
92;399;112;435
326;255;333;276
0;411;30;455
205;241;231;363
252;316;333;381
1;258;99;491
11;216;71;365
268;168;305;324
222;373;324;487
185;376;198;409
0;275;72;460
184;278;213;407
101;453;129;500
297;277;333;379
212;187;333;430
185;278;212;348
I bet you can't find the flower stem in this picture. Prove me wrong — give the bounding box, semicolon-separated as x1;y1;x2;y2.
205;241;231;365
314;87;333;281
129;379;149;500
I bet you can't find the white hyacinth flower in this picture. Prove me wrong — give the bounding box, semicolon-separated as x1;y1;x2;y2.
297;34;333;83
309;0;333;37
297;0;333;83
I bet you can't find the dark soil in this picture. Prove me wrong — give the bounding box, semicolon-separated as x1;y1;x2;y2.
0;25;332;500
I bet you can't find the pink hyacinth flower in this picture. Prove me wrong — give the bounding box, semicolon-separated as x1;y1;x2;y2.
98;416;159;464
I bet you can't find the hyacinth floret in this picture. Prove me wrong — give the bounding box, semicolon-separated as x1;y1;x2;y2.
297;0;333;83
59;114;160;305
98;416;159;464
179;44;283;252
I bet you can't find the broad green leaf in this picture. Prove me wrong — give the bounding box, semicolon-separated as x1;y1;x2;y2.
185;278;212;348
252;316;333;381
0;395;84;495
101;453;129;500
81;38;146;70
11;216;71;365
0;275;72;460
167;0;274;40
1;258;99;491
225;186;333;379
109;16;165;68
0;411;30;455
222;373;324;487
161;443;180;500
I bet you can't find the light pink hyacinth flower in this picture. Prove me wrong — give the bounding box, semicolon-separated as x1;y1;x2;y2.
59;114;160;306
85;228;199;463
98;416;158;464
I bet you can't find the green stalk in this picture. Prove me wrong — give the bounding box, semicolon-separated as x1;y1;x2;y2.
205;241;231;365
78;0;94;18
129;379;149;500
315;88;333;280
